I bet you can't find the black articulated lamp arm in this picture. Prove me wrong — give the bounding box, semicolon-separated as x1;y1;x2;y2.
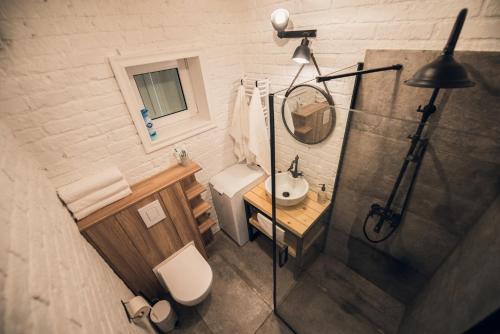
316;64;402;82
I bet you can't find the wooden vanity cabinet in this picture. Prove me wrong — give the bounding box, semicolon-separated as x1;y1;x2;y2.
77;162;214;301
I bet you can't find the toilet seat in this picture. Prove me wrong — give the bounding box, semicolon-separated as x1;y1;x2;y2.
153;242;213;306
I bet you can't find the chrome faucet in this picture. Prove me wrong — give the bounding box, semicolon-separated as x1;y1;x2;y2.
288;155;303;178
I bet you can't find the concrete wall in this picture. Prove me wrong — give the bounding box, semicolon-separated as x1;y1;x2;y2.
328;50;500;303
0;120;151;334
399;195;500;334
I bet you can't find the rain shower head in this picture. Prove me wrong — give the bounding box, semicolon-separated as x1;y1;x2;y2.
405;8;475;89
404;54;475;88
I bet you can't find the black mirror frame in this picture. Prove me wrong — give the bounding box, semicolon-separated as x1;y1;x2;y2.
281;84;336;145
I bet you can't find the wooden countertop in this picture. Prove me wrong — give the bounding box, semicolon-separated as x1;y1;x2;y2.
243;182;330;237
77;161;202;231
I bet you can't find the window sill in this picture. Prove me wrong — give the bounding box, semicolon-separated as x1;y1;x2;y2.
144;117;216;153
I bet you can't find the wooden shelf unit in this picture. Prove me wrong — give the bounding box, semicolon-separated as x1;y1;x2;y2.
185;181;206;200
180;177;214;236
248;215;296;257
198;215;216;234
191;198;211;218
244;181;331;279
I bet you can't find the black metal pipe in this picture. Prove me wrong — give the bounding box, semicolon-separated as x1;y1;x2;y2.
278;29;317;39
269;93;277;312
385;87;439;208
443;8;467;56
372;87;439;233
310;53;332;99
316;64;402;82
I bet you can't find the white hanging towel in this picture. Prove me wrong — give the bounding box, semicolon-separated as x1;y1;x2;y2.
229;85;249;162
247;87;271;175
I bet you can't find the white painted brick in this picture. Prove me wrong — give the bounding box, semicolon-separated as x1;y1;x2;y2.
0;122;147;334
484;0;500;17
375;22;434;40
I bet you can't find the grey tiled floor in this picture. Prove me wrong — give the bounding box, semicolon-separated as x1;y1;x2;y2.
170;231;404;334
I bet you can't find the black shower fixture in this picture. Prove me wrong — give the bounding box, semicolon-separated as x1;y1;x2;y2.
363;8;475;243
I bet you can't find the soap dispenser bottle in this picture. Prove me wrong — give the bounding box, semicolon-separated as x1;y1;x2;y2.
318;184;328;204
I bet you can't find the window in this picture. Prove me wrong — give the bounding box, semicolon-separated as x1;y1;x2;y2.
133;68;187;120
110;51;215;153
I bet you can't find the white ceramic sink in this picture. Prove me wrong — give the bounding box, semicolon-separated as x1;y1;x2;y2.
265;172;309;207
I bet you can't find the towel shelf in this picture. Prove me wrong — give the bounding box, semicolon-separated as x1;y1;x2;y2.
192;200;211;219
198;216;216;234
248;216;296;257
185;181;206;201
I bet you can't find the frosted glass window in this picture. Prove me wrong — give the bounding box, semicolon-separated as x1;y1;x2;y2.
133;69;188;120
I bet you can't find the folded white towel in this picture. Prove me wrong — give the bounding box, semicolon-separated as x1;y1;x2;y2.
73;187;132;220
67;179;129;213
58;167;123;203
257;213;285;243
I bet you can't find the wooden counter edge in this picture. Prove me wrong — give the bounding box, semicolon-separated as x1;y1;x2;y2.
77;161;202;232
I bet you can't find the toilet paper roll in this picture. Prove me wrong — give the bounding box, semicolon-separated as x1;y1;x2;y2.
125;296;151;318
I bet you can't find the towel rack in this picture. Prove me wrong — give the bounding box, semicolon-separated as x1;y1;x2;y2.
241;75;270;127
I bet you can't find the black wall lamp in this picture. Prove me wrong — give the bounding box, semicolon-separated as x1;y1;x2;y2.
271;8;317;39
270;7;334;98
271;8;317;65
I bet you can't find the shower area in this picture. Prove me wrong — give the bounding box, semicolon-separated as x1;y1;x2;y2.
266;48;500;334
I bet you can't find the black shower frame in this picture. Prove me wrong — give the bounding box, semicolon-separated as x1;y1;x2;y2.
269;62;364;333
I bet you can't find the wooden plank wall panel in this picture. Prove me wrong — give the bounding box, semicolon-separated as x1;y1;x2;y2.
159;182;207;258
150;193;185;255
84;216;163;300
115;194;183;269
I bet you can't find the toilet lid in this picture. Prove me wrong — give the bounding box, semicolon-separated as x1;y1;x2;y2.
155;243;212;305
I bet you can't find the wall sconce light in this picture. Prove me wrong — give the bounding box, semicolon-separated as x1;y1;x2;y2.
270;8;317;39
270;8;317;65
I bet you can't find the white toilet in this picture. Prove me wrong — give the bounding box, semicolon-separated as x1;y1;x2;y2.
153;241;213;306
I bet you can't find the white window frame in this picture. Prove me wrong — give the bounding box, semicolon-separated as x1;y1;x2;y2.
110;50;215;153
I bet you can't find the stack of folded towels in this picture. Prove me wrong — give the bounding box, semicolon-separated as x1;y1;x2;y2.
57;167;132;220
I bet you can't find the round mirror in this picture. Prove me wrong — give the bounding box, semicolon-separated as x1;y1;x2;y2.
281;84;335;144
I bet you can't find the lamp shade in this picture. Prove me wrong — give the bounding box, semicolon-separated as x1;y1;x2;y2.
405;54;475;88
270;8;289;32
292;38;311;64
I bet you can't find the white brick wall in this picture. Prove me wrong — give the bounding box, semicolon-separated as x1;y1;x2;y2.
0;121;151;334
0;0;253;227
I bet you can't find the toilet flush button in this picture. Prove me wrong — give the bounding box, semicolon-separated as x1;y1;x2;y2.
138;200;166;228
